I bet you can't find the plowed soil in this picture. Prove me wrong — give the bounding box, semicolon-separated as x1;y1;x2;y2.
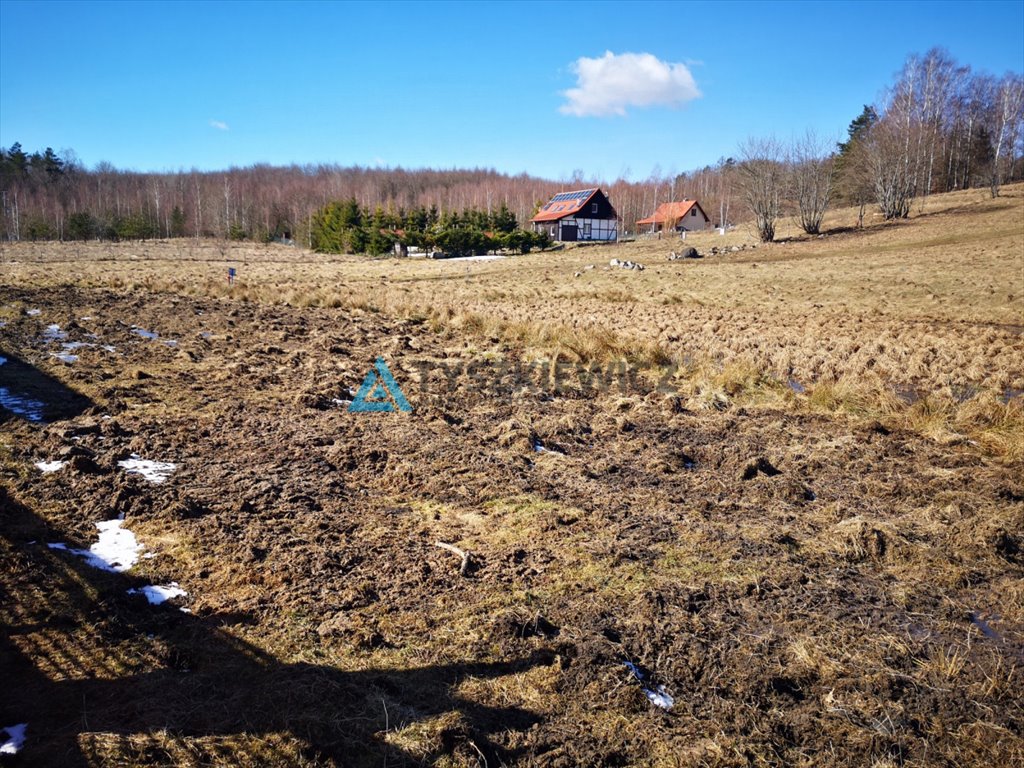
2;280;1021;767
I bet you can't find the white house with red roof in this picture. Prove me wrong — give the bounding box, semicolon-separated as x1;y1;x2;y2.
530;188;617;242
636;199;711;233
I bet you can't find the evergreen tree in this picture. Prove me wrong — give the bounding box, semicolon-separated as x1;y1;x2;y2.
170;205;187;237
67;211;96;240
490;202;517;233
837;106;879;157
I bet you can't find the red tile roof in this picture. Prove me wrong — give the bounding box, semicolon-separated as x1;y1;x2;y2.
636;200;709;226
530;188;601;223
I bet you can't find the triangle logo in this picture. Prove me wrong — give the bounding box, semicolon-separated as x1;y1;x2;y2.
349;357;413;413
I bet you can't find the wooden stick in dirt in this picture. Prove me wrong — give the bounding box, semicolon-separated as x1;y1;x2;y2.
435;541;471;576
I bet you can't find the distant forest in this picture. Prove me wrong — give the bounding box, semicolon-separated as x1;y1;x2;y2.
1;48;1020;250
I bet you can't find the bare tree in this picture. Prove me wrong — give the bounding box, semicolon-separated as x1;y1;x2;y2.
791;131;835;234
738;137;785;242
867;115;917;220
987;73;1024;197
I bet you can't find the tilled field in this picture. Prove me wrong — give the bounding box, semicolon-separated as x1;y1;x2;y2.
1;284;1022;766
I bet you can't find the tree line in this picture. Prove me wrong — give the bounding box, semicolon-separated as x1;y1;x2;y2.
1;48;1020;248
310;199;551;256
737;49;1024;241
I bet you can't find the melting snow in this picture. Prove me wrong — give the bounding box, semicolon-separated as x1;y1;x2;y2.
128;582;187;605
131;327;178;346
118;454;177;484
532;439;565;456
26;309;41;316
445;254;506;262
623;661;674;711
35;460;66;473
643;686;675;710
42;324;67;341
48;519;143;572
48;341;117;363
1;723;27;755
0;388;45;421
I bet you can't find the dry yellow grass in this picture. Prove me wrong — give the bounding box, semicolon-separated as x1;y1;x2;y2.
3;183;1023;458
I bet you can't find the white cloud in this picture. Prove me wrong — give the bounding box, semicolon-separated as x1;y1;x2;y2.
209;119;229;131
559;51;701;118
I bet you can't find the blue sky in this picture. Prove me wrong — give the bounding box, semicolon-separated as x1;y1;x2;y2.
1;0;1022;181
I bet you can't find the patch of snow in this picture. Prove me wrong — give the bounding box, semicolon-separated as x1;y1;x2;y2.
52;352;78;364
623;661;674;711
47;519;143;572
643;685;674;710
35;460;66;473
0;388;45;421
200;331;212;339
1;723;27;755
80;316;93;321
532;439;565;456
128;582;187;605
131;327;159;340
118;454;176;484
445;254;506;262
163;339;178;347
42;324;67;341
26;308;41;316
0;356;6;365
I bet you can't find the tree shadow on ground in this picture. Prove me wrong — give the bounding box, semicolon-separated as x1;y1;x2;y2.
0;351;94;425
0;486;553;766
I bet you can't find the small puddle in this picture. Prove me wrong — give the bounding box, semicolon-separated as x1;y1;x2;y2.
894;386;921;404
970;612;1003;642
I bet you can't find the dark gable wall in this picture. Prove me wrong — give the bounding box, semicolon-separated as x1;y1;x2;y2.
582;190;617;220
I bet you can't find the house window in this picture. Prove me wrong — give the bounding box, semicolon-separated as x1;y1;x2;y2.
592;202;598;213
691;209;697;216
